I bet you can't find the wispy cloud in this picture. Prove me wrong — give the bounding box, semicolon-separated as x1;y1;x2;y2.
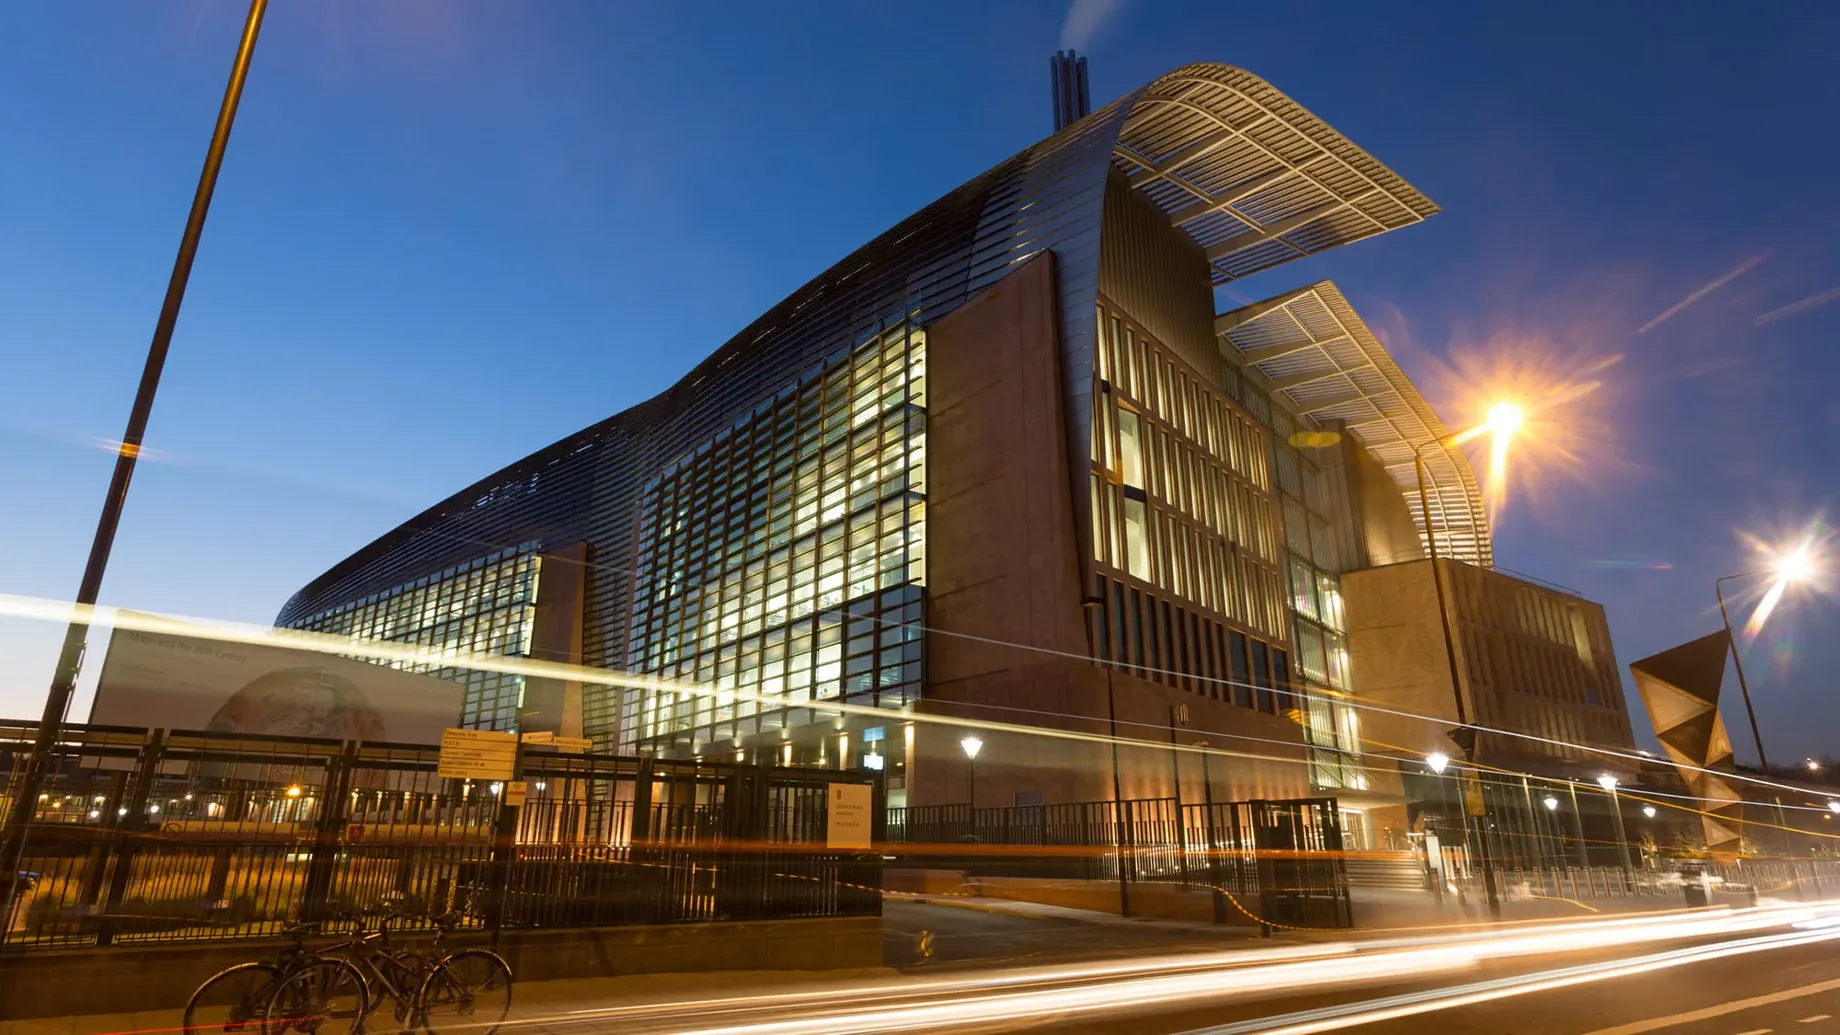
1755;284;1840;326
1060;0;1123;51
1636;252;1769;335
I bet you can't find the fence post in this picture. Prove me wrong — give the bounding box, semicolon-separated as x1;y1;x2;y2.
73;769;130;930
630;757;655;845
95;729;168;947
300;741;357;922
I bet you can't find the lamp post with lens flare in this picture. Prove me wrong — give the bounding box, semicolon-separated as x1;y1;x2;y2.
1412;402;1522;918
1715;542;1817;777
1717;538;1819;856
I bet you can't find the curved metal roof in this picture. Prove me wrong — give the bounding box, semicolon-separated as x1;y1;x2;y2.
282;62;1441;627
1216;282;1493;567
1112;66;1438;284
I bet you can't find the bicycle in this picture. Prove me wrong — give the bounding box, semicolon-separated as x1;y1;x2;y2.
267;910;511;1035
184;921;363;1035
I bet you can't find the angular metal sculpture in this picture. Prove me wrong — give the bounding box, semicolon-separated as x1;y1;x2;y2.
1630;631;1744;859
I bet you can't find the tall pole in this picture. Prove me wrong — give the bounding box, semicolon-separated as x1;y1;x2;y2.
1715;577;1772;775
1169;706;1188;882
0;0;269;921
1717;574;1794;857
1414;443;1501;917
1607;784;1633;875
1083;597;1132;918
1106;663;1132;915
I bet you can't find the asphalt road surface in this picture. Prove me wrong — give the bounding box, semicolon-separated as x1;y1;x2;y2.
882;899;1264;966
492;901;1840;1035
1014;921;1840;1035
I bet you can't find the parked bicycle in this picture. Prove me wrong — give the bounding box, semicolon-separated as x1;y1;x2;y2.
184;920;362;1035
264;910;512;1035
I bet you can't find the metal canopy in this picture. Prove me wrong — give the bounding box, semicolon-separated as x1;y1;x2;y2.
1216;282;1493;567
1111;66;1439;284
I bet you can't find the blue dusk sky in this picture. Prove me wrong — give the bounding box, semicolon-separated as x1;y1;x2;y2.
1;1;1836;762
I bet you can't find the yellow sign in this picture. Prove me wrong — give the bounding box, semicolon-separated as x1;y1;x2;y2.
825;783;873;850
503;780;529;807
524;734;592;754
437;727;518;781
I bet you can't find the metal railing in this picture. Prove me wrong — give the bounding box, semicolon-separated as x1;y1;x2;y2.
0;722;881;951
886;795;1353;928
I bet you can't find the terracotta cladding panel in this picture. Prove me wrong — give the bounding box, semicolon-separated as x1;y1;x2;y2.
924;255;1088;693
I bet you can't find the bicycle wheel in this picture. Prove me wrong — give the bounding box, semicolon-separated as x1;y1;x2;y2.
416;949;512;1035
185;962;284;1035
265;958;367;1035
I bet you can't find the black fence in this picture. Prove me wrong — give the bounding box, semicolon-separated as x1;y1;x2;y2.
887;795;1353;928
0;722;881;951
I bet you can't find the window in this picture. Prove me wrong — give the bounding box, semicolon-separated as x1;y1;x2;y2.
1117;407;1145;489
1123;497;1150;580
618;321;927;752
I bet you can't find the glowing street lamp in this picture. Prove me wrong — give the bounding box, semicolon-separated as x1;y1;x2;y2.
1716;533;1823;778
1426;753;1450;774
1828;801;1840;815
1597;775;1634;874
1642;806;1658;819
1411;401;1524;920
1543;796;1560;811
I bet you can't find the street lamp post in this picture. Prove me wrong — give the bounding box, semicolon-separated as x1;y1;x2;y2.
1717;565;1809;858
1598;774;1634;882
1715;574;1775;780
1413;411;1516;919
0;0;270;922
1426;752;1455;903
1081;597;1132;917
959;735;982;812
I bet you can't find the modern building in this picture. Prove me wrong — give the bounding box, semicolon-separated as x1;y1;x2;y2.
279;59;1511;823
1344;561;1636;775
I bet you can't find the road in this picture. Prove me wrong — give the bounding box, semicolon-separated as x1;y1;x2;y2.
515;899;1840;1035
882;899;1265;966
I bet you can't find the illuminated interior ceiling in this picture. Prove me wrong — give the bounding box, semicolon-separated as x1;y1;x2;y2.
1111;65;1440;284
1216;282;1493;567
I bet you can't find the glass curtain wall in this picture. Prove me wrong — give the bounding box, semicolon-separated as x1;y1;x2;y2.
620;319;927;759
1220;364;1367;790
286;544;543;731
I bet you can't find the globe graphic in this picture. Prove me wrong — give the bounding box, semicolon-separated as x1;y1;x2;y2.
206;666;390;741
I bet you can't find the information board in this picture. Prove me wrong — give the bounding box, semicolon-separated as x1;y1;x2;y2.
825;783;873;850
437;727;518;781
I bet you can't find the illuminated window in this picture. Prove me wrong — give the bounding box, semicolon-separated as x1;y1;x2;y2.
287;545;541;731
619;321;926;754
1117;407;1144;489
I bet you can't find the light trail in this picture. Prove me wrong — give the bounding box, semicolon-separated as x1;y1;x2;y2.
0;590;1830;827
464;903;1840;1035
1179;920;1840;1034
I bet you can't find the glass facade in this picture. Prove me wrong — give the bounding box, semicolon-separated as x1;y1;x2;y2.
1220;363;1367;790
620;320;927;756
1087;299;1293;711
287;544;543;731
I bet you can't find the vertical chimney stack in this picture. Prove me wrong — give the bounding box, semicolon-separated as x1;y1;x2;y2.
1050;50;1091;131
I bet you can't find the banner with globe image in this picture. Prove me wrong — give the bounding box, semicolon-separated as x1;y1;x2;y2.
91;622;463;745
